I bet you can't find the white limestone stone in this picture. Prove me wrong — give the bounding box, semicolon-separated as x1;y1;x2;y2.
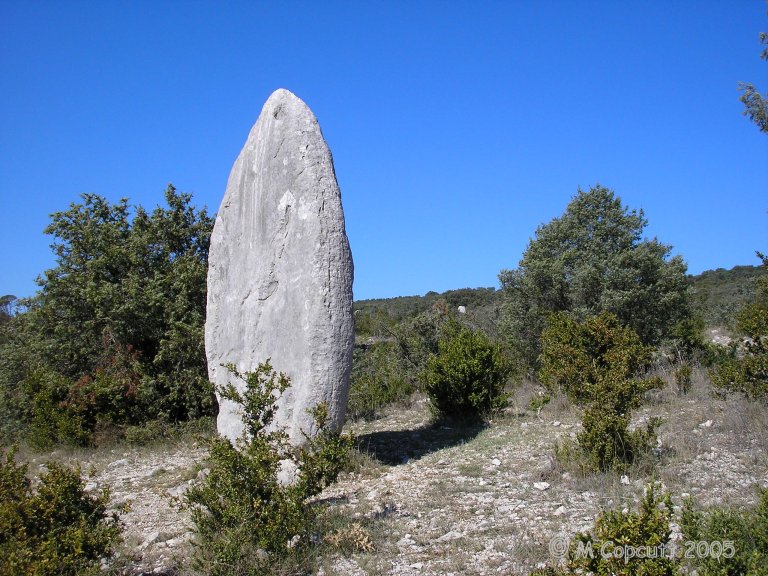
205;89;354;445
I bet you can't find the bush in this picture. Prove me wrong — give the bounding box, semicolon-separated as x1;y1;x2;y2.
568;482;678;576
0;448;122;576
421;319;513;423
680;487;768;576
182;362;353;576
532;482;678;576
674;363;693;395
347;341;415;420
539;313;663;471
710;258;768;403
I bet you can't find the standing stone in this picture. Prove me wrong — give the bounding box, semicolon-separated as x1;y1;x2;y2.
205;89;354;445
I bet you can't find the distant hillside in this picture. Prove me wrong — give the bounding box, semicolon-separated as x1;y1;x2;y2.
354;287;499;319
353;287;501;336
353;264;765;336
689;264;766;330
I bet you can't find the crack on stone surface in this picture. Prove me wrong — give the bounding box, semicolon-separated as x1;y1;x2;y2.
273;137;285;158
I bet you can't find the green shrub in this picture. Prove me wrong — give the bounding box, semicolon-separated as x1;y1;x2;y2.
711;257;768;403
182;362;354;576
421;319;513;423
568;482;678;576
538;312;656;403
347;341;415;420
680;487;768;576
674;363;693;395
21;367;92;448
532;482;678;576
539;313;663;471
0;448;122;575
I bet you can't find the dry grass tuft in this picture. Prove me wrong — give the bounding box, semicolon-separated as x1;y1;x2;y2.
325;522;376;553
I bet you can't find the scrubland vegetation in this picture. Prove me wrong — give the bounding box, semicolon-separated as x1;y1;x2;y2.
2;55;768;571
1;179;765;575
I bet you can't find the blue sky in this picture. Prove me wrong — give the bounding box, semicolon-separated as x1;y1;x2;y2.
1;0;766;301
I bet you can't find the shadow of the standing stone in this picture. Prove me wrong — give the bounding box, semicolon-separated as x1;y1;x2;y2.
356;423;485;466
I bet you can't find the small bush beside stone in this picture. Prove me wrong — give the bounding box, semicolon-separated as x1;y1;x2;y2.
182;362;354;576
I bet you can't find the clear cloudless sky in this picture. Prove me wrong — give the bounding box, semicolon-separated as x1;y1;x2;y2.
1;0;767;301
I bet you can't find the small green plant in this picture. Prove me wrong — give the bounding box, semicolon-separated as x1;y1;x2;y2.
674;363;693;395
568;482;678;576
0;447;122;576
182;361;354;576
528;389;552;413
680;487;768;576
531;482;678;576
539;313;663;471
421;319;514;423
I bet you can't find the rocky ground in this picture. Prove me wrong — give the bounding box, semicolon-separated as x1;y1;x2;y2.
29;370;768;575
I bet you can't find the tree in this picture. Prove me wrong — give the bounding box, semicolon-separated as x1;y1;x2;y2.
0;185;215;444
499;185;691;366
0;295;15;322
739;29;768;133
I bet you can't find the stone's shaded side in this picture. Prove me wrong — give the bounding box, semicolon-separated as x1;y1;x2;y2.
205;88;354;445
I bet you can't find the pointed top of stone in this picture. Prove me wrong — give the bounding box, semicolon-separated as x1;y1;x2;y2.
260;88;316;122
266;87;300;102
